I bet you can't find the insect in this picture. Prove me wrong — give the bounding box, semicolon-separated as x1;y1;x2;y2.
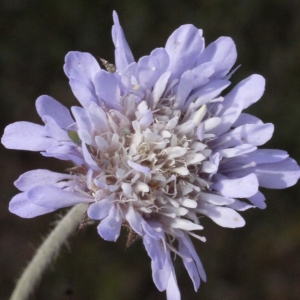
99;58;116;73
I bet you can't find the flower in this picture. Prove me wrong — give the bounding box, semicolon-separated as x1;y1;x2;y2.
2;11;300;300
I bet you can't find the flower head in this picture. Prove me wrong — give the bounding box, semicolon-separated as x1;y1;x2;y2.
2;11;300;299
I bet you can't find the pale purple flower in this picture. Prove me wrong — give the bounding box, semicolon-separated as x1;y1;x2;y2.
2;11;300;299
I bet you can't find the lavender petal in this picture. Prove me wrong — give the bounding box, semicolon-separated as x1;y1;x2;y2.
2;122;54;151
9;192;56;218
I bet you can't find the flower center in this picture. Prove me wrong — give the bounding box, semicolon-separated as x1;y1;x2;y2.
75;95;218;226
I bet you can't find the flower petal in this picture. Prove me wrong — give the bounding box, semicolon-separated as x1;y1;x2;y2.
233;113;264;127
178;238;200;291
219;144;257;158
191;62;215;89
112;11;134;72
87;197;114;220
27;185;92;209
139;110;153;130
64;51;100;83
200;192;235;205
137;48;169;88
214;75;265;135
69;78;98;107
170;218;203;231
197;202;245;228
166;269;181;300
9;192;56;218
212;173;259;198
150;71;171;108
185;79;230;109
125;205;144;236
175;70;194;109
82;143;101;171
36;95;74;128
213;123;274;149
224;149;289;168
248;191;266;209
143;234;167;270
43;116;70;141
227;199;254;211
15;169;74;192
255;157;300;188
97;205;122;241
127;160;151;174
2;122;54;151
179;234;206;281
197;37;237;79
94;70;121;110
71;106;92;132
166;24;204;79
247;149;289;164
151;253;172;291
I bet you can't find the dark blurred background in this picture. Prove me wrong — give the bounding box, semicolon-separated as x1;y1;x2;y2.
1;0;300;299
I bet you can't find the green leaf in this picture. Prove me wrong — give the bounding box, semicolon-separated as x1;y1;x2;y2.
68;130;81;145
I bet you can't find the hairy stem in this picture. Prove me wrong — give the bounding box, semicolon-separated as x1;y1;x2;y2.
10;203;88;300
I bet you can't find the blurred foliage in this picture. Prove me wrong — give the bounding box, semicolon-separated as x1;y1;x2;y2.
1;0;300;299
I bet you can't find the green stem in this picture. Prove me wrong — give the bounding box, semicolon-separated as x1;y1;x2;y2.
10;203;88;300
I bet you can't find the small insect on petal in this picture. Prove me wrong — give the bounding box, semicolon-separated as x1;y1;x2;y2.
100;58;117;73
